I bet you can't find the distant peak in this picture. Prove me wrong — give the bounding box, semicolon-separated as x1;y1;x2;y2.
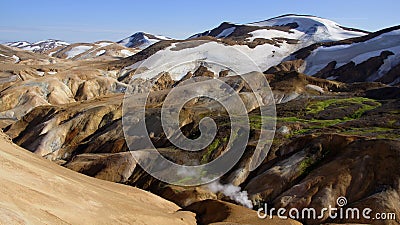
118;32;171;49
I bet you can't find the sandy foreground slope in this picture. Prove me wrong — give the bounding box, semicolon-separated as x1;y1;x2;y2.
0;131;196;225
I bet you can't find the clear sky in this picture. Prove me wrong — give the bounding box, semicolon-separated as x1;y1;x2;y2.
1;0;399;43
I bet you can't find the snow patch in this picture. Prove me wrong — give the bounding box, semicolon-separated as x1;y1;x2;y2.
154;35;172;40
65;46;93;59
121;49;136;57
96;42;112;48
216;27;236;38
247;28;303;42
306;84;324;93
36;71;45;76
12;55;20;63
95;50;106;56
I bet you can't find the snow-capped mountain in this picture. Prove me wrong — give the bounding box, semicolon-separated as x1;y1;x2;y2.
191;14;368;43
247;14;369;42
120;14;369;79
118;32;172;49
5;39;69;54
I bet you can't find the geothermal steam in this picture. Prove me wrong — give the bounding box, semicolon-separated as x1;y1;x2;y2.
207;180;253;208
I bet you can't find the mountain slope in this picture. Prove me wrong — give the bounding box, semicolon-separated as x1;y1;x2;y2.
5;39;69;54
0;44;57;65
51;41;139;60
0;131;196;225
269;25;400;85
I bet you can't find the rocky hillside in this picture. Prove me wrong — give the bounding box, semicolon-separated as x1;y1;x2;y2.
4;69;400;224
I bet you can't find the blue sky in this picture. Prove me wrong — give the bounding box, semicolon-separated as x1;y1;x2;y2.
1;0;399;43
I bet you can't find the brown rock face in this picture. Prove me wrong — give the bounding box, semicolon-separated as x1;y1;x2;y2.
246;134;400;225
314;51;394;83
265;59;305;74
64;152;137;182
378;62;400;84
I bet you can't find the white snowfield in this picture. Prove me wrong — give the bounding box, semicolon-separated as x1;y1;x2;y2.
65;46;93;59
125;40;300;81
301;29;400;81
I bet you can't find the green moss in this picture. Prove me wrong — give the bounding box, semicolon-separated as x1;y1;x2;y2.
306;97;381;119
277;98;383;137
249;115;266;130
290;128;308;135
346;101;381;119
299;157;314;174
201;139;221;164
